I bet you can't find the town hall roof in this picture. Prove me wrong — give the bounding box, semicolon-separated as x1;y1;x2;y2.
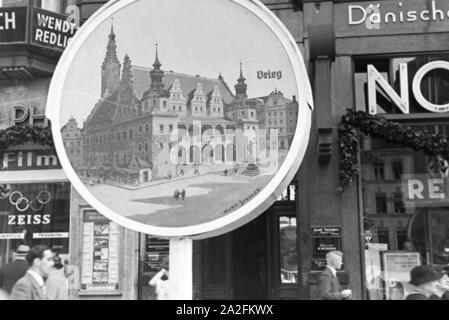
133;67;235;104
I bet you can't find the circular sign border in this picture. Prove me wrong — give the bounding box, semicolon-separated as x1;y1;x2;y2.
47;0;313;239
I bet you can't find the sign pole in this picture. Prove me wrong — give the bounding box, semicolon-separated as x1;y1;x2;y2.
168;238;193;300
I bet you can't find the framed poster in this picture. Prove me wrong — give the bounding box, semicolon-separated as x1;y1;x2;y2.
47;0;313;238
382;251;421;300
80;209;120;293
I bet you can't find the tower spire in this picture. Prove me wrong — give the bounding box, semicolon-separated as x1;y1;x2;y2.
101;18;121;97
149;42;164;92
235;61;247;99
153;42;161;69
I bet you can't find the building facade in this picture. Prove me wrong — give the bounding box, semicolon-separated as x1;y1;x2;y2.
1;0;449;301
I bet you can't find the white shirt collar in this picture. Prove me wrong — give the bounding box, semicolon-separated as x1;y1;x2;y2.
27;269;44;287
327;266;337;277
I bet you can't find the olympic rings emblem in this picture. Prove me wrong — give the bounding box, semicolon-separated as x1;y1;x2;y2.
8;190;52;212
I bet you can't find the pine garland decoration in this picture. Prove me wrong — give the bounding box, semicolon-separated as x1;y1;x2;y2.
0;125;54;151
338;109;449;191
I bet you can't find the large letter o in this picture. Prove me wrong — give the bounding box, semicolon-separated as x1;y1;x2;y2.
412;61;449;113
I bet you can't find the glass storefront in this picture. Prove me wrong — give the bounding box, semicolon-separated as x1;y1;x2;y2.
356;55;449;299
0;182;71;266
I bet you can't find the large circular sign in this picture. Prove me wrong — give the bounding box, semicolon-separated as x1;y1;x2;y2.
47;0;313;238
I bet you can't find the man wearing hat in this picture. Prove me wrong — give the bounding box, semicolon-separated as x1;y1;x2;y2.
405;265;442;300
0;245;30;295
430;266;449;300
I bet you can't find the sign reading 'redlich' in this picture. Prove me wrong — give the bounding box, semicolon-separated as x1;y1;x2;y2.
32;7;78;50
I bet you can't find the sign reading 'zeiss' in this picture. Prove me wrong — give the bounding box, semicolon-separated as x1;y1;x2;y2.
368;60;449;114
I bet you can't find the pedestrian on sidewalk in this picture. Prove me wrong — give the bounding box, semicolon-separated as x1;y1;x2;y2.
0;245;30;295
10;245;54;300
317;251;352;300
46;254;68;300
405;265;442;300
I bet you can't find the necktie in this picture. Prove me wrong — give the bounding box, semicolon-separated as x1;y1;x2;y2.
41;284;47;298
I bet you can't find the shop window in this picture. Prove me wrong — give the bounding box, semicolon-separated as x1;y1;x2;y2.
80;209;120;293
0;183;71;266
279;216;297;284
393;192;405;214
376;228;389;245
392;161;403;180
277;182;297;202
374;163;385;181
396;229;408;250
375;192;387;214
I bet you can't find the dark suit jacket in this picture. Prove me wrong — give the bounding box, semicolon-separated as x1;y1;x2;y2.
0;259;29;294
10;272;47;300
406;292;428;300
317;267;345;300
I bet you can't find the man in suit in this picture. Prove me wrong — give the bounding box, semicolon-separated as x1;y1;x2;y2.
0;245;30;295
317;251;352;300
10;245;54;300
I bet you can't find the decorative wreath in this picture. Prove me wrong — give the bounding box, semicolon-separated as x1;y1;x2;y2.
0;125;54;151
337;109;449;192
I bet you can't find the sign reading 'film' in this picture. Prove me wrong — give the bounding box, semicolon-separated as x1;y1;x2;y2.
48;0;313;238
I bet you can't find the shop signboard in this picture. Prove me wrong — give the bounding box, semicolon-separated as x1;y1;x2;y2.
311;226;342;270
47;0;313;238
0;7;27;44
31;7;79;51
382;251;421;300
335;0;449;37
401;174;449;207
144;236;169;273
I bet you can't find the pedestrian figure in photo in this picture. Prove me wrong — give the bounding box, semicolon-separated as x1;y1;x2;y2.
224;169;228;176
46;254;68;300
173;189;180;200
429;266;449;300
180;167;184;176
181;189;186;201
317;251;352;300
0;245;30;296
405;265;442;300
149;258;169;300
10;245;54;300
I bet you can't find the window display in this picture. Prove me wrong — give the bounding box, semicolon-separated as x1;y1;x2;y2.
0;182;70;265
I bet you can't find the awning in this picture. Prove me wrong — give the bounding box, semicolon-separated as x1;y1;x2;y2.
0;169;68;184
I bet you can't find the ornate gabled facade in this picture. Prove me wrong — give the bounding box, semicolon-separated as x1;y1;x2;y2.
77;30;298;184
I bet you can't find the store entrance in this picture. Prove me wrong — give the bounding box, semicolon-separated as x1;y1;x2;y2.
201;181;299;300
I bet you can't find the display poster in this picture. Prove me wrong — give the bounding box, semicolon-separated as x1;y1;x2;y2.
144;236;169;273
383;251;421;300
311;226;342;270
81;209;120;292
365;249;384;300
